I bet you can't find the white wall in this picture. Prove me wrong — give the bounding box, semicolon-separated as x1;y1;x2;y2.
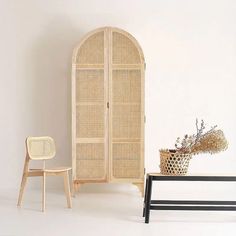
1;0;236;196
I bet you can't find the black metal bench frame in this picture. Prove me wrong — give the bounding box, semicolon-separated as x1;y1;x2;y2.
143;173;236;223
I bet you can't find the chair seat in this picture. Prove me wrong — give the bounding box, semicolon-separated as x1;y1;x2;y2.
30;167;71;173
44;167;72;172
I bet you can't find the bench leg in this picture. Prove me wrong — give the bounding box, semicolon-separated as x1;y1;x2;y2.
145;175;153;223
143;176;149;217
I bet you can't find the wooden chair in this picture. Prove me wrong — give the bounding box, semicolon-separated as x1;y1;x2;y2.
17;136;72;212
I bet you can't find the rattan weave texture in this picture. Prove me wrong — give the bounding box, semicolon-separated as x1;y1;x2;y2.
72;27;145;190
76;70;104;103
112;32;140;64
112;70;141;103
160;150;192;176
76;105;104;138
112;143;140;178
77;32;104;64
112;104;141;138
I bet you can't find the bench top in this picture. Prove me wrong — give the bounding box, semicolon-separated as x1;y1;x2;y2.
146;173;236;181
148;173;236;176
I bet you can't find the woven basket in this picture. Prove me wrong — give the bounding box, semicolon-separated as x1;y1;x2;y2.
159;149;192;176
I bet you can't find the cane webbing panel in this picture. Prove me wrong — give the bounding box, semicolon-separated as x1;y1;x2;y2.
75;30;106;181
76;70;104;103
76;69;104;138
76;160;105;178
73;28;144;183
112;104;141;138
76;32;104;64
113;159;140;178
112;32;140;64
27;136;55;160
76;143;104;160
112;70;141;103
111;68;142;179
112;142;140;178
76;105;104;138
113;143;140;159
76;143;105;179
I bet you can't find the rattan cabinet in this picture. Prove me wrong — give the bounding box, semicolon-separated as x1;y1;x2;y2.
72;27;145;195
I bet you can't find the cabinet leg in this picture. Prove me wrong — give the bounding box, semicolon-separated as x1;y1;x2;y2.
71;182;76;198
133;182;144;197
72;182;81;197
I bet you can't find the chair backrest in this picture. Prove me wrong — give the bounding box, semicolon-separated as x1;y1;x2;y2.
26;136;56;160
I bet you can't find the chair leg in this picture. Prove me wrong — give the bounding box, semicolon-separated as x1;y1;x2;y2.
17;174;27;207
42;172;46;212
17;156;29;207
63;171;72;208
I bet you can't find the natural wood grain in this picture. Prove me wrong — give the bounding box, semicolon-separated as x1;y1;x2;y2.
63;171;72;208
17;155;29;207
42;172;46;212
133;183;144;197
72;27;145;194
17;137;72;212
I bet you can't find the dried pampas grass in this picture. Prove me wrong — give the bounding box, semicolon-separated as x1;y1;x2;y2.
175;119;228;155
191;129;228;155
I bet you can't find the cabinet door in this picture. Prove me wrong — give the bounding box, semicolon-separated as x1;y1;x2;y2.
109;29;145;181
72;30;108;181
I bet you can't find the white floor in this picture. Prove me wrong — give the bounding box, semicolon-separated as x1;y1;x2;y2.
0;185;236;236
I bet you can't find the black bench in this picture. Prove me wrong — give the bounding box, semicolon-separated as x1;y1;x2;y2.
143;173;236;223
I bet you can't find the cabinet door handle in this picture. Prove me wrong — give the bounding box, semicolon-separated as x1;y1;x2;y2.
107;102;109;109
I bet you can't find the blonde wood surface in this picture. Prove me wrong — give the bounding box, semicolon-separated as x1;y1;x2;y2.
29;167;72;173
72;182;83;197
43;167;72;172
17;156;29;206
71;184;75;198
42;172;46;212
108;28;113;182
17;137;72;211
72;63;77;187
72;27;145;195
27;171;44;177
133;183;144;197
63;171;72;208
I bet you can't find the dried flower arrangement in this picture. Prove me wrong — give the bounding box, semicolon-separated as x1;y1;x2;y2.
174;119;228;155
159;119;228;175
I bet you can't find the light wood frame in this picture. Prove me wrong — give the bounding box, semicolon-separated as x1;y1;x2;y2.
17;137;72;212
72;27;145;196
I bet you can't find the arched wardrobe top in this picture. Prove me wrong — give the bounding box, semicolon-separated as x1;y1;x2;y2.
72;27;145;65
